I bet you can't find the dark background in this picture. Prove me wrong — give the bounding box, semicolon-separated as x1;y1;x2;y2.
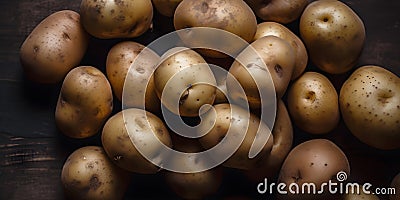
0;0;399;199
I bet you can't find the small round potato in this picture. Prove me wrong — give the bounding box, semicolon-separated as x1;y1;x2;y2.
197;104;274;170
287;72;340;134
246;100;293;181
55;66;113;139
228;36;295;109
254;22;308;80
300;0;365;74
80;0;153;39
164;140;223;199
339;66;400;149
20;10;89;84
61;146;131;200
154;48;216;117
152;0;183;17
245;0;309;24
277;139;350;200
102;108;172;174
106;41;161;114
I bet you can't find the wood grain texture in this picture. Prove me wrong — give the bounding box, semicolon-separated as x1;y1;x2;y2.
0;0;399;199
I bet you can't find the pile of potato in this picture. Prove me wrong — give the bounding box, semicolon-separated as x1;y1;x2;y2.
19;0;399;199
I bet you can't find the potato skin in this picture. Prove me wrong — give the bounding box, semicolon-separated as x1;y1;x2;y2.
245;0;308;24
287;72;340;134
339;66;400;150
55;66;113;139
246;100;293;181
254;22;308;80
20;10;89;84
101;108;172;174
80;0;153;39
106;41;161;114
152;0;182;17
174;0;257;43
61;146;131;200
300;0;365;74
277;139;350;200
198;104;274;170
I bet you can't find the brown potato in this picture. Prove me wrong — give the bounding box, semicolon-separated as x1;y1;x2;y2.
102;108;172;174
55;66;113;139
197;103;274;170
300;0;365;74
20;10;89;84
61;146;131;200
228;36;296;110
80;0;153;39
254;22;308;80
339;66;400;149
277;139;350;200
246;100;293;181
106;41;161;114
152;0;183;17
287;72;340;134
245;0;309;24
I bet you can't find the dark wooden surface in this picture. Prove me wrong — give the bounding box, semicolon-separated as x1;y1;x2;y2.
0;0;399;199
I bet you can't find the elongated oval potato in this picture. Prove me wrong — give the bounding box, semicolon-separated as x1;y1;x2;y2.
106;41;161;114
300;0;365;74
246;100;293;181
20;10;89;84
80;0;153;39
102;108;172;174
61;146;131;200
287;72;340;134
340;66;400;150
254;22;308;80
154;48;216;117
197;104;274;170
55;66;113;139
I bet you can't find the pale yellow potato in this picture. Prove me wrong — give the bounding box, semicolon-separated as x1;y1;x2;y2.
254;22;308;80
61;146;131;200
287;72;340;134
245;0;309;24
20;10;89;84
106;41;161;114
80;0;153;39
300;0;365;74
154;48;216;117
55;66;113;139
340;65;400;150
101;108;172;174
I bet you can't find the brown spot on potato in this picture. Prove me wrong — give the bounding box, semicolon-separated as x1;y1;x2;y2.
33;45;39;53
89;175;101;190
274;64;283;78
180;89;190;105
62;32;71;40
201;2;209;13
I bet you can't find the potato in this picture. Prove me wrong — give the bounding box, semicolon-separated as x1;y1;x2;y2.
390;172;400;200
339;66;400;149
300;0;365;74
55;66;113;139
154;48;216;117
80;0;153;39
197;104;274;170
287;72;340;134
152;0;182;17
61;146;131;200
20;10;89;84
246;100;293;181
344;188;380;200
228;36;295;109
174;0;257;57
254;22;308;80
277;139;350;200
106;41;161;114
102;108;172;174
245;0;308;24
164;139;223;199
